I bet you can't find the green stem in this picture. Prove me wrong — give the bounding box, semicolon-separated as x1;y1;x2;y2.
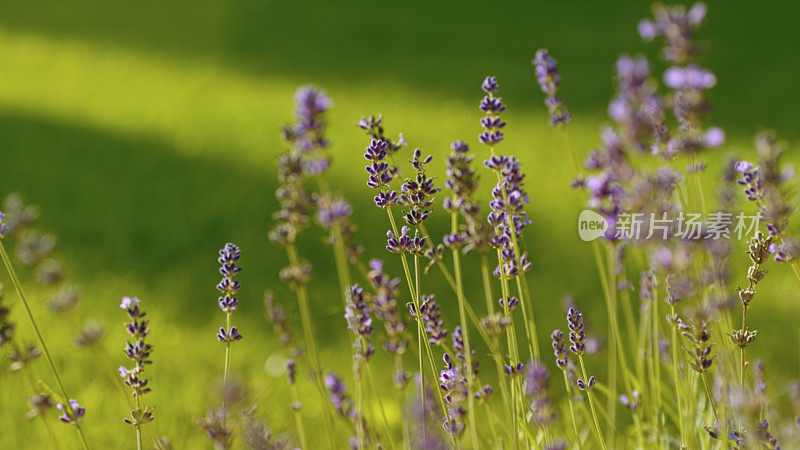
578;355;606;450
0;241;90;450
449;212;480;450
366;364;397;450
561;369;581;447
286;243;337;449
385;208;454;448
289;384;309;450
701;373;719;421
669;304;686;447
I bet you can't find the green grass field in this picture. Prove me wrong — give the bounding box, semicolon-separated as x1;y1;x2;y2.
0;1;799;447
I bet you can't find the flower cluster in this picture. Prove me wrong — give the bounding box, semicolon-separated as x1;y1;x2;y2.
679;315;715;373
729;232;770;349
325;372;356;421
119;296;155;429
0;285;14;348
399;148;440;226
485;155;532;278
363;139;398;210
736;132;796;241
444;141;493;255
566;308;596;390
358;114;407;179
269;153;314;247
478;76;505;145
452;326;478;377
533;49;571;126
525;361;557;426
367;260;407;354
386;225;427;255
415;294;447;346
439;353;467;437
264;291;295;350
217;243;243;343
281;86;332;174
344;284;374;360
56;399;86;424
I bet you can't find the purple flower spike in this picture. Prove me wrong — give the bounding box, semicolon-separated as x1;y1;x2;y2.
56;399;85;424
217;326;243;343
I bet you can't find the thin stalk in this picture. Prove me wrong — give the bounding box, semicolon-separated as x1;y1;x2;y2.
700;373;719;421
449;212;480;450
560;369;580;447
577;355;606;450
479;255;512;419
135;393;143;450
355;359;365;450
0;241;90;450
286;243;337;449
289;384;309;450
669;304;686;447
385;208;454;448
365;364;397;450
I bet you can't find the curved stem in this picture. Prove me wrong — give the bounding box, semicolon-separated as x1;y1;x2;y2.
578;355;606;450
0;241;90;449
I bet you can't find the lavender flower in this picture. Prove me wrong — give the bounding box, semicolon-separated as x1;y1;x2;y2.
366;259;408;357
264;291;295;349
416;294;447;345
439;353;467;437
619;391;640;411
566;307;587;355
398;148;440;227
197;408;233;449
479;76;506;145
325;372;356;421
56;399;85;424
217;243;243;343
0;286;15;348
533;49;571;125
120;296;156;430
525;361;557;426
281;86;331;171
453;326;478;377
344;284;374;360
638;2;707;64
357;114;406;179
551;330;568;369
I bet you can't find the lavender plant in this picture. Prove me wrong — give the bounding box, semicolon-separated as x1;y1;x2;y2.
120;296;156;450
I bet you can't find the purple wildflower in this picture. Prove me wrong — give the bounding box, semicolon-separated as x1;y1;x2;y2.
344;284;374;360
533;49;571;125
524;361;557;425
56;399;85;424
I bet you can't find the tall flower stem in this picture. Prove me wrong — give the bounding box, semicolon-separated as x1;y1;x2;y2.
479;254;512;418
289;384;309;449
578;355;606;450
385;208;454;447
488;146;539;360
135;394;143;450
286;243;337;449
449;212;480;449
223;312;231;389
560;369;580;446
0;241;90;450
365;364;397;450
700;372;719;421
668;303;686;446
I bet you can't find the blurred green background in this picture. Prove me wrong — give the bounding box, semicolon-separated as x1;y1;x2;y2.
0;0;798;447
